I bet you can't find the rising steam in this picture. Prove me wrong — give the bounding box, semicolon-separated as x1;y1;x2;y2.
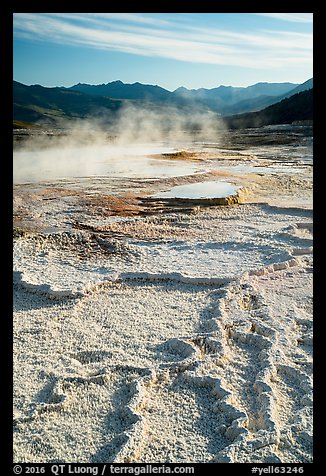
13;104;225;183
111;102;224;144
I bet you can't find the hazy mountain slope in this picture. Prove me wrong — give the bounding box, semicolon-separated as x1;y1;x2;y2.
281;78;313;99
13;81;125;125
245;82;300;97
223;95;280;115
173;82;299;113
224;89;313;129
222;79;313;116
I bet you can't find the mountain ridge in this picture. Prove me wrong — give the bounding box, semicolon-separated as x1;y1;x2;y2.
13;78;313;128
67;79;306;114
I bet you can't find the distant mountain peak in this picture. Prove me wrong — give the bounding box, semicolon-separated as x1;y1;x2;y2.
217;85;233;89
174;86;188;91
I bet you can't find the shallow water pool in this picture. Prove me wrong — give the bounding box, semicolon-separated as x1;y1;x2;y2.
153;181;239;199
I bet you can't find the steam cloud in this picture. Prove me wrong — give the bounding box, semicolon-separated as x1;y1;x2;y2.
112;103;224;144
13;104;225;183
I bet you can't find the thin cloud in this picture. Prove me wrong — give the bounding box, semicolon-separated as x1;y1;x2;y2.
13;13;312;70
49;12;173;27
255;13;313;23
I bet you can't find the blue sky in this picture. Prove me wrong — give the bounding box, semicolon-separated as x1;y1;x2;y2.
13;13;313;91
